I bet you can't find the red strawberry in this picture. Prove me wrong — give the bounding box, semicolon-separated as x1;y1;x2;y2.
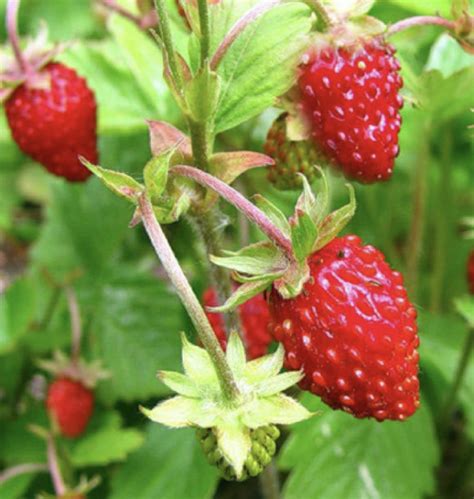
468;250;474;294
268;235;420;421
46;377;94;437
264;113;322;190
5;62;97;182
204;288;272;359
298;40;404;183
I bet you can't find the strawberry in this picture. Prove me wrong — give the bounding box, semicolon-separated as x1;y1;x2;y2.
468;250;474;294
268;235;420;421
298;40;404;183
264;113;322;190
5;62;97;182
204;288;272;359
46;377;94;438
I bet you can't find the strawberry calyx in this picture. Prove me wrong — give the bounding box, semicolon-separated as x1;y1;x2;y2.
208;168;355;312
141;332;311;480
0;19;68;103
38;351;109;390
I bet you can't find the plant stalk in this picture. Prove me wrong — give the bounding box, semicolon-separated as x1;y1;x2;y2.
65;286;82;364
259;462;282;499
197;0;211;63
6;0;28;72
138;193;240;401
406;120;431;301
387;15;456;37
172;165;294;256
439;327;474;433
153;0;183;88
304;0;332;29
430;131;452;312
47;436;66;496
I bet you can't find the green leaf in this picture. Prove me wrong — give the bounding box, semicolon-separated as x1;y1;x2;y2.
31;178;132;278
0;276;36;354
215;423;251;477
419;312;474;439
386;0;451;17
454;295;474;327
244;344;285;383
0;471;39;499
214;3;312;132
181;334;219;387
107;13;178;123
144;155;170;202
290;211;319;263
109;424;219;499
69;412;144;467
279;396;439;499
158;371;199;397
90;268;186;403
255;371;303;397
82;160;144;204
210;241;286;276
425;33;474;78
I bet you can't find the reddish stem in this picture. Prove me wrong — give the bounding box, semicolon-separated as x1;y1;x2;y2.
100;0;157;29
6;0;28;72
387;15;456;37
171;165;294;257
65;286;82;364
47;436;66;496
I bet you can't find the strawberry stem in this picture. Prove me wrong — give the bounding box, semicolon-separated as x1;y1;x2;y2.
138;193;241;401
304;0;332;29
47;435;66;496
153;0;183;89
197;0;211;62
100;0;157;29
171;165;295;257
65;286;82;365
387;15;456;37
6;0;29;73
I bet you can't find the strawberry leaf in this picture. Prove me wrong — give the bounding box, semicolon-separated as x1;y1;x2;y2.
290;210;319;263
254;195;291;237
148;120;192;159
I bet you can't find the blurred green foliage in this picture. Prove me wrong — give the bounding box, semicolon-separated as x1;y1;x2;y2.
0;0;473;498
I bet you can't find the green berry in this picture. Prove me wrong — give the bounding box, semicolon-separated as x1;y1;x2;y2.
196;425;280;481
264;114;322;190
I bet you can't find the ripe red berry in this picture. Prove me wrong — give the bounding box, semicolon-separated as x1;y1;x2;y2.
264;113;322;190
298;41;404;183
204;288;272;359
268;235;420;421
468;250;474;294
5;62;98;182
46;378;94;437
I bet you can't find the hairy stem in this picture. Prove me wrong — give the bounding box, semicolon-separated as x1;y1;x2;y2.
172;165;294;256
65;286;82;364
47;436;66;496
197;0;211;62
138;194;240;401
153;0;183;88
304;0;332;29
6;0;28;72
406;120;431;300
430;131;452;313
387;15;456;37
0;463;48;485
190;211;242;334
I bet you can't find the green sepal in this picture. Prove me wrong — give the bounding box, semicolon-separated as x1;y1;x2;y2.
313;183;356;251
80;158;144;204
454;295;474;328
210;242;287;277
206;277;275;313
185;66;221;122
290;210;319;263
209;151;274;185
144;152;172;203
254;195;291;237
